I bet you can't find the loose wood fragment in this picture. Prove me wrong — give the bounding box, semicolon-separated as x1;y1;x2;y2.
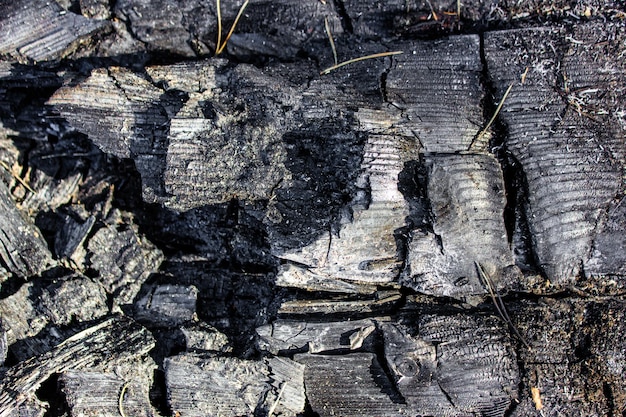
53;215;96;263
48;67;184;204
256;318;379;355
0;0;106;63
0;316;155;417
87;214;163;306
39;274;109;326
181;322;231;353
0;180;54;279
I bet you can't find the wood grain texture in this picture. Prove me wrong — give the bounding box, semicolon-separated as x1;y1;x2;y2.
60;371;154;417
295;352;407;417
276;133;417;289
484;23;626;287
0;316;155;417
164;353;305;416
48;67;181;204
385;36;484;153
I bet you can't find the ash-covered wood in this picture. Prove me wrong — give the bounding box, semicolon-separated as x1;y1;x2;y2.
181;322;231;353
484;22;626;289
0;0;107;63
402;153;521;300
1;1;625;416
39;273;109;326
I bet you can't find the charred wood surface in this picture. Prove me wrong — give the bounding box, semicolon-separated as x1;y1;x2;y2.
0;1;625;416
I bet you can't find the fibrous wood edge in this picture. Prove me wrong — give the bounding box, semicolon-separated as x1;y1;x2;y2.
0;180;54;279
0;315;155;417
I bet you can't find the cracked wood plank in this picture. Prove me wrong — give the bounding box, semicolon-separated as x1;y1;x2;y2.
164;353;305;416
0;0;107;63
484;22;626;289
402;153;521;301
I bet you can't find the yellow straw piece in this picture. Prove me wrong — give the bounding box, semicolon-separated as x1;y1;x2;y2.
320;51;403;75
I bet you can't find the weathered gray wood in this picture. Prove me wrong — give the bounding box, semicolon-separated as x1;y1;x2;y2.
295;352;407;416
0;180;54;279
0;315;155;417
164;353;305;416
0;0;107;63
484;23;626;289
402;153;521;301
60;371;154;417
256;318;379;354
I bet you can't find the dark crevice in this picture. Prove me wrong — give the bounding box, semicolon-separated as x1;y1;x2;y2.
149;368;172;416
370;326;407;405
38;373;67;417
332;0;354;34
477;32;542;276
